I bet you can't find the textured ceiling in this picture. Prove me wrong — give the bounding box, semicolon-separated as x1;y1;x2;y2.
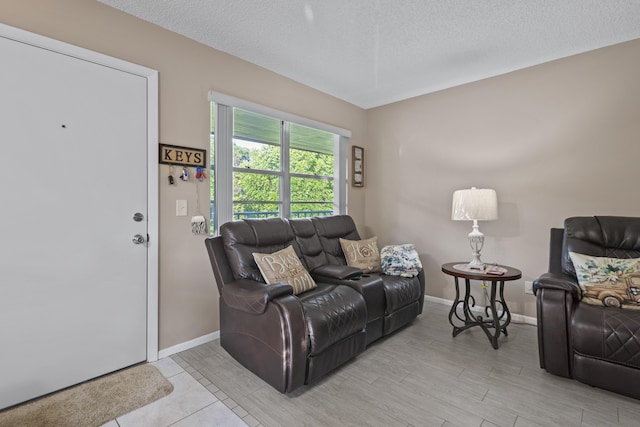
98;0;640;109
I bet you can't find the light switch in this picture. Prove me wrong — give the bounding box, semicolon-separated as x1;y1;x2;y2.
176;199;187;216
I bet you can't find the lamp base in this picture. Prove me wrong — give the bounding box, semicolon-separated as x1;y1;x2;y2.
468;221;485;270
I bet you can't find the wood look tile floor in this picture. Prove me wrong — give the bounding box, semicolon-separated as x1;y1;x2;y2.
175;301;640;427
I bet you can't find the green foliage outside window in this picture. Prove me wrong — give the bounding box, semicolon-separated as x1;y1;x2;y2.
211;104;336;230
233;143;334;217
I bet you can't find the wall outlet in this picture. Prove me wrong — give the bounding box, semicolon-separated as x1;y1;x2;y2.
524;280;534;295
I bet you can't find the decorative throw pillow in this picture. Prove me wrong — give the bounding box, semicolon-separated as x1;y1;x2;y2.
339;236;382;273
569;252;640;310
381;244;422;277
253;245;317;295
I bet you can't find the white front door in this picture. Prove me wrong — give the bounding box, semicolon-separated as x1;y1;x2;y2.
0;28;155;410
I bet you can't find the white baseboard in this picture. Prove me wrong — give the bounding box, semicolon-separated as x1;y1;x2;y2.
158;331;220;359
424;295;537;326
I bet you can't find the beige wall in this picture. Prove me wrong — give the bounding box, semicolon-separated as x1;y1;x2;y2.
0;0;367;350
365;39;640;318
3;0;639;349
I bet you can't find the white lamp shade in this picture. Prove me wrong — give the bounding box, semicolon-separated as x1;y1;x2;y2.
451;188;498;221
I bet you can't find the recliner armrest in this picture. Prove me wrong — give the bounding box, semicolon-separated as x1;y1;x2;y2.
221;279;293;314
312;265;363;280
533;272;581;301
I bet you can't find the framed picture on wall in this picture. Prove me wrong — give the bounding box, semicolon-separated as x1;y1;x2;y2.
352;145;364;187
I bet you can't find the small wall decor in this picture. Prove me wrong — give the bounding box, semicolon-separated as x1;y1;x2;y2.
352;145;364;187
191;215;207;235
159;143;206;168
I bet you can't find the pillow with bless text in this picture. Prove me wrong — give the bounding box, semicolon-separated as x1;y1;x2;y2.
253;245;317;295
569;251;640;310
339;236;382;273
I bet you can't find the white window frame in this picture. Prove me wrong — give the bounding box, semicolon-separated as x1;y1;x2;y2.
209;91;350;231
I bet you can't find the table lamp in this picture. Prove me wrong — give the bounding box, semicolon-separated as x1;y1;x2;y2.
451;187;498;269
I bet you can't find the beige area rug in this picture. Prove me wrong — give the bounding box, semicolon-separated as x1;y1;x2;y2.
0;364;173;427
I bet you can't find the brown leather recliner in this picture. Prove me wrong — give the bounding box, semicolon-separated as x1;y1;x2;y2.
205;215;425;393
533;216;640;400
294;216;425;343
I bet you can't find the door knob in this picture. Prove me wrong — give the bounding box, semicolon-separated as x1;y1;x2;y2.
132;234;146;244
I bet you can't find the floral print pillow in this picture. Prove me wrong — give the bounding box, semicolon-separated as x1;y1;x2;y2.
569;252;640;310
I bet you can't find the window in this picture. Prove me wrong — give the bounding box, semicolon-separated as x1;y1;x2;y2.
209;92;350;233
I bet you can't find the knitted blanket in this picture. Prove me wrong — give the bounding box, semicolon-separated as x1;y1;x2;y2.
381;244;422;277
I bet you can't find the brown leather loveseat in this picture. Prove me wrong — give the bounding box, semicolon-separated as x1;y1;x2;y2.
533;216;640;399
205;215;425;393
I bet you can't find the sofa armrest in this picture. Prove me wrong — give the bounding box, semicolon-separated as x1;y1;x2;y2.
221;279;293;314
535;287;574;377
312;265;363;280
219;293;306;393
533;272;581;301
313;272;386;323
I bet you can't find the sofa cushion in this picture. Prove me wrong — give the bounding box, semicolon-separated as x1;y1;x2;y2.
569;252;640;310
288;218;329;271
298;283;367;355
561;216;640;276
312;215;361;265
573;303;640;369
340;236;382;273
375;274;423;313
253;245;317;295
221;218;297;282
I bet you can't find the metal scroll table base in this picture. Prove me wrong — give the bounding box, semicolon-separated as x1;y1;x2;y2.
448;276;511;349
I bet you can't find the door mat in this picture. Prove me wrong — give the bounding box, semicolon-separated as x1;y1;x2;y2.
0;363;173;427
